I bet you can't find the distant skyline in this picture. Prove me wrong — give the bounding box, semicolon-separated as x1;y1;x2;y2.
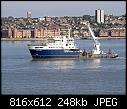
1;1;126;17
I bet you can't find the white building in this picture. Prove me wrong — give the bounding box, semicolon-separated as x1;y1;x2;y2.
38;17;45;21
95;9;104;24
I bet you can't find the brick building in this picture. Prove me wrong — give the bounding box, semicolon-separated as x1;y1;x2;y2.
11;28;31;38
99;29;109;37
111;29;126;37
96;28;126;37
34;28;60;38
3;27;61;38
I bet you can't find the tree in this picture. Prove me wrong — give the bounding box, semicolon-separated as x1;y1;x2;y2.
82;15;91;21
8;16;14;21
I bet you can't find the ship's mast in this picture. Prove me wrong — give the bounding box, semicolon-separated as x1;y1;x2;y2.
68;27;71;38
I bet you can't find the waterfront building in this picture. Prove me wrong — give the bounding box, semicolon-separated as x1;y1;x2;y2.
2;29;8;38
119;29;126;36
12;28;32;38
33;28;60;38
111;28;126;37
99;29;109;37
95;9;104;24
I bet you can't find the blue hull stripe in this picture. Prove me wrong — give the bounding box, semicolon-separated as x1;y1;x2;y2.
32;55;80;59
29;49;81;59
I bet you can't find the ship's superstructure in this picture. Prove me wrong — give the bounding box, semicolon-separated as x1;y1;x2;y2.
28;29;82;59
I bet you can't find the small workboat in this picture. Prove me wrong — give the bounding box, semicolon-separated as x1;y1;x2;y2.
81;22;118;59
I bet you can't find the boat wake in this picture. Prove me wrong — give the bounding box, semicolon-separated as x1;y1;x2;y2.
116;57;126;60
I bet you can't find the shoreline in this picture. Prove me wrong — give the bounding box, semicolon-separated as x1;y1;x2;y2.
1;37;126;41
98;37;126;40
1;38;46;41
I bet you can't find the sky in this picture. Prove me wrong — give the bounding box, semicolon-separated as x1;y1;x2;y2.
1;1;126;17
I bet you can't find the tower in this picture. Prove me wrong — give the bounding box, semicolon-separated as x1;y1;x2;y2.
95;9;104;24
27;11;31;18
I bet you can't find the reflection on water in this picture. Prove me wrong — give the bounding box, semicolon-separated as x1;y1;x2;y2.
82;58;101;69
92;59;101;69
31;59;77;70
93;59;101;64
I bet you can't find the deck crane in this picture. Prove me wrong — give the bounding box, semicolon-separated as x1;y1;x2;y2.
82;22;103;55
81;22;118;58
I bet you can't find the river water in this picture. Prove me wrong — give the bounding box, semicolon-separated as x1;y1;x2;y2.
1;39;126;95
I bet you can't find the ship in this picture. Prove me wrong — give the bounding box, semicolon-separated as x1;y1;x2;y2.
28;29;82;59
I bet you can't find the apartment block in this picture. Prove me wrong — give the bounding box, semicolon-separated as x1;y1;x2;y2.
95;9;104;24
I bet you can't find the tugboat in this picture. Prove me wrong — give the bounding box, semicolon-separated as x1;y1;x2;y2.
81;23;118;59
28;28;82;60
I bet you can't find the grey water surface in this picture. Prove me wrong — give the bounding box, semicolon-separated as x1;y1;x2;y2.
1;39;126;95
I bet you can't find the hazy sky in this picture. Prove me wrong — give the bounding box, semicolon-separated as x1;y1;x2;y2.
1;1;126;17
